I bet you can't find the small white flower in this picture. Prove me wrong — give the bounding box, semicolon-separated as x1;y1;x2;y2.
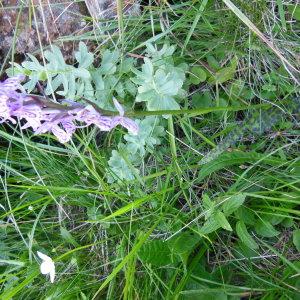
37;251;55;283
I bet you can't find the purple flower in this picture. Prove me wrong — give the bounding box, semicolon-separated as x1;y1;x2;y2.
34;114;76;144
0;75;139;143
0;74;25;93
110;98;139;135
35;121;72;144
0;75;26;123
75;105;112;131
0;94;13;123
13;102;43;131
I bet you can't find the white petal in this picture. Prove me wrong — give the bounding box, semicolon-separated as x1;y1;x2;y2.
37;251;52;262
49;267;55;283
40;261;51;274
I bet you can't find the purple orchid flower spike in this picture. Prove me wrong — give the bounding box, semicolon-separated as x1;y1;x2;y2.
0;94;13;123
0;75;26;123
75;105;113;131
0;75;139;143
111;98;139;135
35;120;73;144
0;74;25;93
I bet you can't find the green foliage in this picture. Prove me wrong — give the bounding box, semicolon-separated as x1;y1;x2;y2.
139;240;174;266
132;44;187;112
9;43;93;99
123;117;165;157
108;116;165;182
8;42;135;109
287;3;300;21
215;211;232;231
292;229;300;252
236;221;259;250
1;0;300;298
60;227;80;247
168;232;201;255
222;194;246;216
199;194;246;235
254;219;280;238
189;66;207;84
107;149;138;182
181;290;227;300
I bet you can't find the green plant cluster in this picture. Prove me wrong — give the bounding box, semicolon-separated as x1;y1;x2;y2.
1;1;300;299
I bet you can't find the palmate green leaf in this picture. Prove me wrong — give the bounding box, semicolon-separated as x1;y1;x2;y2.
107;150;137;182
222;194;246;216
134;54;186;113
136;68;182;111
8;44;94;99
75;42;94;69
236;221;258;250
100;50;119;75
124;116;164;157
145;43;176;67
254;220;280;238
292;229;300;252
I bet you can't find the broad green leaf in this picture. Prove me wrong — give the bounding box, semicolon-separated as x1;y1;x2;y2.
169;232;201;255
139;240;174;266
235;207;256;225
190;66;207;84
282;218;294;228
215;211;232;231
288;4;300;21
211;66;236;84
87;207;103;221
209;57;238;84
254;220;280;238
265;215;285;226
236;221;258;250
200;216;221;235
262;83;276;92
202;193;213;209
202;193;215;220
292;229;300;252
207;55;220;70
222;194;246;216
191;92;212;108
